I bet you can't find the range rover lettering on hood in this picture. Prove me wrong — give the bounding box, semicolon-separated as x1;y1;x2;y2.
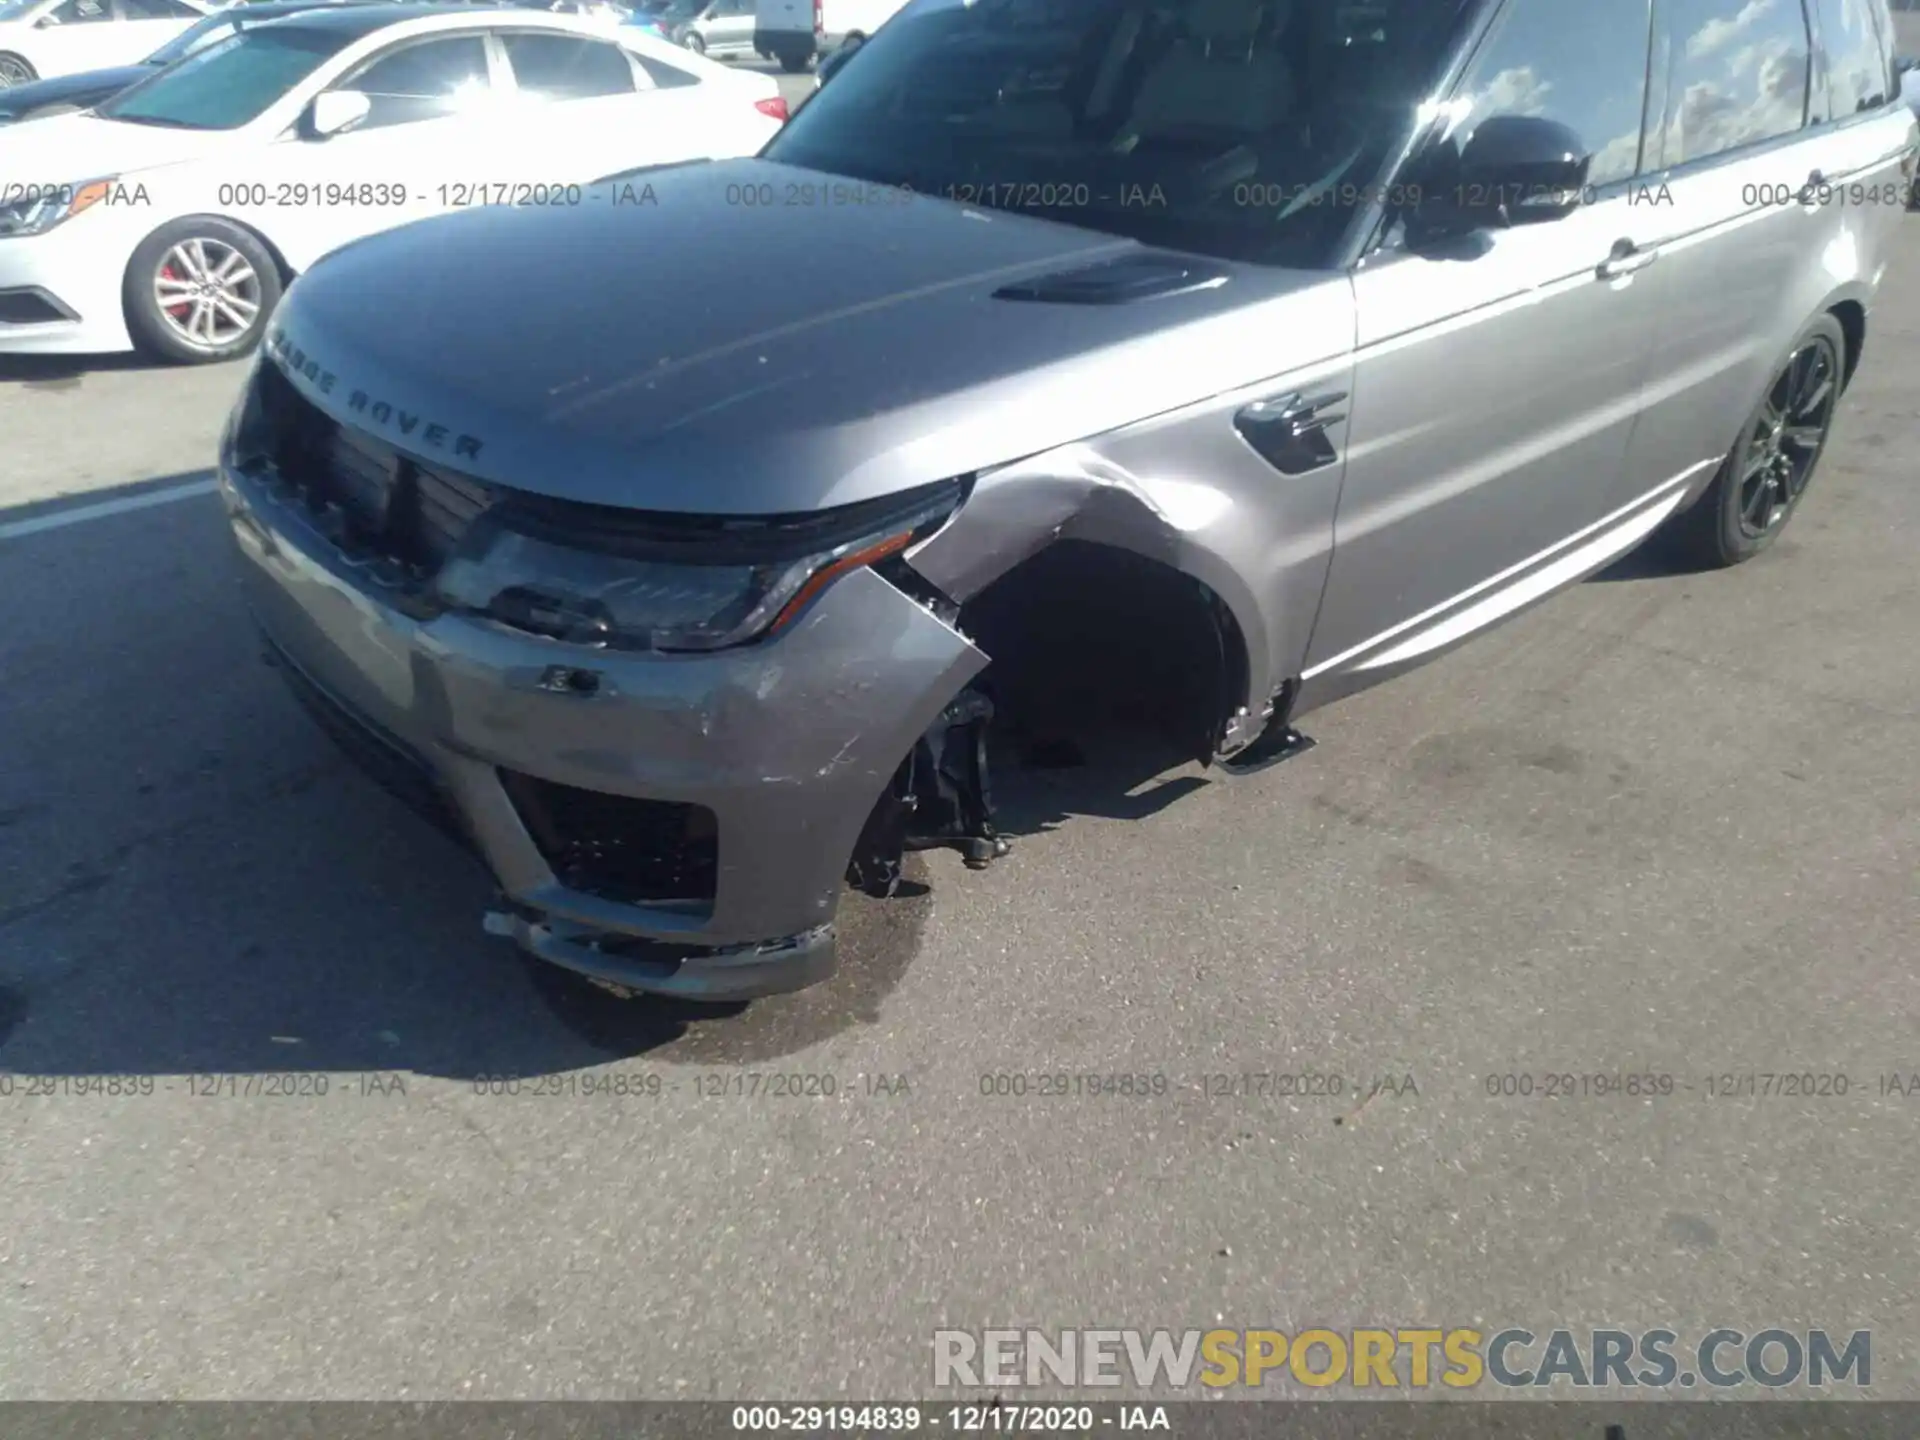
265;324;486;462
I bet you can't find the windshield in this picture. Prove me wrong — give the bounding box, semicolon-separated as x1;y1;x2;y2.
97;24;351;129
144;11;243;65
0;0;44;18
764;0;1473;267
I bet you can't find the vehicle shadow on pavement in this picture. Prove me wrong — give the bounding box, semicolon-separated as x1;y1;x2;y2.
0;475;935;1081
0;353;170;391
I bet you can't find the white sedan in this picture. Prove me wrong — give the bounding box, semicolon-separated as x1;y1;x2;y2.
0;3;785;360
0;0;210;89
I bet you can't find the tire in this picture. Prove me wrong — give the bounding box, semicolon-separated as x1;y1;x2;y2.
123;217;283;366
681;28;705;52
777;45;812;72
1662;312;1846;569
0;52;37;87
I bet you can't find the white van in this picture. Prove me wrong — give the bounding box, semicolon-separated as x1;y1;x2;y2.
752;0;902;70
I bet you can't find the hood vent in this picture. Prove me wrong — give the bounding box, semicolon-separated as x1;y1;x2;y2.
993;253;1231;305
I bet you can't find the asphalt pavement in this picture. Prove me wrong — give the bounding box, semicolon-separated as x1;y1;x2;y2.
0;200;1916;1401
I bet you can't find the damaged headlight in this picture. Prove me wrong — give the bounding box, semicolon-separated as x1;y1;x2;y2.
435;478;963;653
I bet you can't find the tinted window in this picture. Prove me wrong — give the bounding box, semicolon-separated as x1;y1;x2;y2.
1812;0;1893;113
48;0;112;23
765;0;1478;267
502;33;635;96
634;51;700;86
1443;0;1653;188
348;35;493;127
1657;0;1811;165
96;25;350;127
119;0;197;17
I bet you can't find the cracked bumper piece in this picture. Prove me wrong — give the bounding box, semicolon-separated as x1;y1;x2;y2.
484;908;837;1002
222;460;986;1000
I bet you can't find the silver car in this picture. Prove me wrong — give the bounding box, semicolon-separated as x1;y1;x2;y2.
221;0;1917;1001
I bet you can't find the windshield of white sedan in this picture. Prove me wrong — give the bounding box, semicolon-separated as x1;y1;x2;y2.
765;0;1470;265
97;25;353;129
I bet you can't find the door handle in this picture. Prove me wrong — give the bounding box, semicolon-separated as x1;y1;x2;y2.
1799;170;1828;208
1597;240;1658;279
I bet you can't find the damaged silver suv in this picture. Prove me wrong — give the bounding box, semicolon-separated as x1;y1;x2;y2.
222;0;1915;999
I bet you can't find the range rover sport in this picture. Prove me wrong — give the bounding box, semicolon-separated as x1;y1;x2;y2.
221;0;1916;999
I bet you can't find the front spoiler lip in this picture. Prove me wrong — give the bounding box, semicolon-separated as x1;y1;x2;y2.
484;908;836;1002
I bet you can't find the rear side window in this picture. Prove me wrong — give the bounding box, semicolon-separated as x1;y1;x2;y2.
118;0;199;16
501;33;637;97
1445;0;1654;189
1810;0;1895;114
1655;0;1813;166
633;52;701;87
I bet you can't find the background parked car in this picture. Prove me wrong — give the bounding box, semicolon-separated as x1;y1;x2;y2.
0;0;209;89
658;0;749;57
0;0;393;122
0;4;786;362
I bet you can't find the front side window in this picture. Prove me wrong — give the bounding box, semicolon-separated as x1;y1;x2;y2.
1810;0;1893;115
345;35;493;127
1657;0;1811;166
501;32;636;97
96;24;351;128
764;0;1478;267
1442;0;1653;189
47;0;112;25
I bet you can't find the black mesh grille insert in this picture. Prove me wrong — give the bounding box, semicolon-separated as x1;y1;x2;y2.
0;288;71;325
499;771;719;912
252;359;494;575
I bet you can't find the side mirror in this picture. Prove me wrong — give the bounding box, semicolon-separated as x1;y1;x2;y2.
1410;114;1592;240
307;88;371;139
1897;55;1918;74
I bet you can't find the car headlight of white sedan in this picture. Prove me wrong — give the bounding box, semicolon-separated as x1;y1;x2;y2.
0;178;118;239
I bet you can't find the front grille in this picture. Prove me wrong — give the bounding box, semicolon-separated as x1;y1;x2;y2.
499;770;719;912
252;359;494;576
266;634;475;854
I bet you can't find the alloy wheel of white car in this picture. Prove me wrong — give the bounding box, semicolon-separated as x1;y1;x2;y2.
154;237;263;350
0;52;37;85
123;218;283;365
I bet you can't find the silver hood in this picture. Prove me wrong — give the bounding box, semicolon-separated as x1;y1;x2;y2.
267;158;1339;515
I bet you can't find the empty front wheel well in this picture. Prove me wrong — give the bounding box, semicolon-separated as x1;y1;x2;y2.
956;539;1248;764
1830;300;1865;389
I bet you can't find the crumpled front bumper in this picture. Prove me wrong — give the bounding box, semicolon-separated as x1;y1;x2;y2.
221;458;986;1001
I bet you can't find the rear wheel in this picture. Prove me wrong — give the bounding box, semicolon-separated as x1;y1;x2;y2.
1663;313;1845;568
777;43;812;71
123;218;282;365
681;28;705;51
0;52;36;86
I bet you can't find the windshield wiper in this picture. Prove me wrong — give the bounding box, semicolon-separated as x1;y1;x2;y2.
103;113;206;128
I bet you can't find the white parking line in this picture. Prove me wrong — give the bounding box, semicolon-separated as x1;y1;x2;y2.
0;477;218;542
